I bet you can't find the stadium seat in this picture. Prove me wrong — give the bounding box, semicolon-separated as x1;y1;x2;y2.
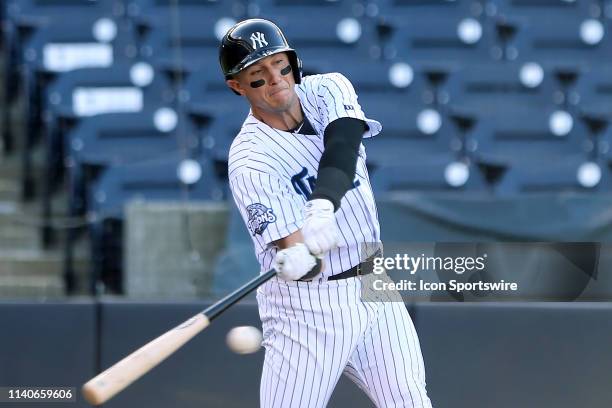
445;61;559;113
250;0;375;67
374;13;494;63
126;0;242;29
127;0;243;76
87;152;225;293
494;155;612;194
2;0;125;152
362;110;459;167
15;19;136;197
573;64;612;114
196;108;249;165
37;61;173;245
580;110;612;163
466;106;588;165
490;0;601;20
182;72;239;114
333;59;451;95
42;60;172;176
376;0;486;20
89;152;224;225
368;152;488;193
489;11;612;64
65;109;199;216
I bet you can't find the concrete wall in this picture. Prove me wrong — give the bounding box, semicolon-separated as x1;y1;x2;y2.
1;301;611;408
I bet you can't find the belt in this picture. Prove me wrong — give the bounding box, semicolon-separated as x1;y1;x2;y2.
327;251;381;281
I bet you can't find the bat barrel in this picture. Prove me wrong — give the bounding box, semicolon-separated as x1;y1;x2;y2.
81;269;277;405
82;313;210;405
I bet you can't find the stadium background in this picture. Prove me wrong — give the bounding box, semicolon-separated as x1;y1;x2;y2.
1;0;612;407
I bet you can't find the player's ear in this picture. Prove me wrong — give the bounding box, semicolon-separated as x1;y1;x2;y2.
226;79;245;96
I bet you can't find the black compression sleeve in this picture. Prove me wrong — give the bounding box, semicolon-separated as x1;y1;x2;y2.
310;117;367;210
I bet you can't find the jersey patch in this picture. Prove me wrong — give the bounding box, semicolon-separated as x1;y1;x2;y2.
246;203;277;236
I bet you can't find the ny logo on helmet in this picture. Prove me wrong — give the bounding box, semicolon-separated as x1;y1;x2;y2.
250;32;268;49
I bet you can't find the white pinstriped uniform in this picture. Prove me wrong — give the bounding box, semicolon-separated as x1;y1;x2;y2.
228;73;432;407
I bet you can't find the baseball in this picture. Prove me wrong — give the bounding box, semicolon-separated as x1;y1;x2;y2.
226;326;262;354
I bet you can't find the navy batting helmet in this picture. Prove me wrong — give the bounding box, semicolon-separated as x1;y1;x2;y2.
219;18;302;84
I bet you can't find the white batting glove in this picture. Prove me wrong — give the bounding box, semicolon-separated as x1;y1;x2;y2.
302;198;339;257
273;243;319;281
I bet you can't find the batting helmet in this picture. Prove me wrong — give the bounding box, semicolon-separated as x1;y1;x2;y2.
219;18;302;85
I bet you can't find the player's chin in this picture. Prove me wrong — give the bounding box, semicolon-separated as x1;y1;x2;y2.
268;92;293;109
269;88;290;102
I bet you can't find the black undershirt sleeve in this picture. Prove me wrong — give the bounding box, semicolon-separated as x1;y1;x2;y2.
310;117;367;210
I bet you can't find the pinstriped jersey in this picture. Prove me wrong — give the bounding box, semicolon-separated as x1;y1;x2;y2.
228;72;382;279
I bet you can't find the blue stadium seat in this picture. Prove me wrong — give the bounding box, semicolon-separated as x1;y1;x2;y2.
489;10;612;64
376;0;486;19
579;110;612;163
250;0;374;66
36;61;173;245
368;152;488;193
375;13;494;63
332;59;448;94
127;0;243;75
445;61;556;111
198;108;248;165
467;106;588;165
87;153;225;293
573;64;612;114
364;115;463;163
43;60;172;174
494;155;612;194
182;71;238;113
89;153;224;220
490;0;600;19
2;0;128;154
126;0;242;28
65;109;200;216
15;19;136;191
134;16;220;75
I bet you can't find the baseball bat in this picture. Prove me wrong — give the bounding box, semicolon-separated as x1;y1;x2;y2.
81;268;277;406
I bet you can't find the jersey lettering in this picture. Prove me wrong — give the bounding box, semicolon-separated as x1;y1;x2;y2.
291;166;361;200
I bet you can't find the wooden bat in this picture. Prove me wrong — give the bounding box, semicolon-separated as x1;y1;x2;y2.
81;268;277;406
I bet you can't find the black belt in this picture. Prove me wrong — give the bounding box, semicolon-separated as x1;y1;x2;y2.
327;251;381;281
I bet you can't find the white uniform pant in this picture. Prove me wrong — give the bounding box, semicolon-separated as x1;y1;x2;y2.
257;277;433;408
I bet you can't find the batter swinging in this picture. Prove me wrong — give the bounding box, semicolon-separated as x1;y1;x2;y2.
219;18;433;408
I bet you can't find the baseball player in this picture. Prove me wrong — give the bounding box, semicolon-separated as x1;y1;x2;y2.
219;18;432;408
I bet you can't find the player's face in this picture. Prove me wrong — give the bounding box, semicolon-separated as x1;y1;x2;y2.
229;53;298;113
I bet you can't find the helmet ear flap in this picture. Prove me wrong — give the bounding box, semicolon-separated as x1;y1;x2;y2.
288;52;302;84
294;55;303;84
